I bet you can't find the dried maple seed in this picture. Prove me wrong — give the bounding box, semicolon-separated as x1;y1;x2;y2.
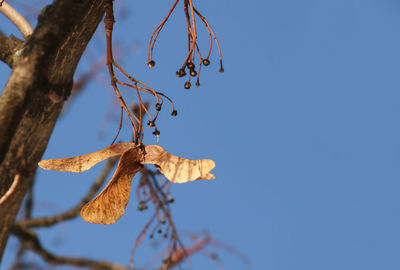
153;130;160;136
171;110;178;116
147;60;155;68
155;103;162;111
187;62;195;69
190;70;197;77
203;59;210;66
184;81;191;89
147;120;155;127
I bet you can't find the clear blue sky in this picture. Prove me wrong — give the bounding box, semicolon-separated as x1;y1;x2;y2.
2;0;400;269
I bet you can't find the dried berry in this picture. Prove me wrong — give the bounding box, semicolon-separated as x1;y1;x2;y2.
155;103;162;111
171;110;178;116
203;59;210;66
147;60;155;68
147;120;155;127
153;129;160;136
187;62;195;69
184;81;191;89
190;70;197;77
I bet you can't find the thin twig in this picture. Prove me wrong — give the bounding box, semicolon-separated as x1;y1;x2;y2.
16;157;118;228
0;1;33;39
0;173;21;206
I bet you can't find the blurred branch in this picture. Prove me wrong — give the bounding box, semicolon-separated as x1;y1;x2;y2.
11;225;134;270
0;1;33;39
0;34;23;68
16;157;118;228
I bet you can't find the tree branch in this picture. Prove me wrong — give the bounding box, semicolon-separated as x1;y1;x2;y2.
11;225;134;270
0;34;23;68
0;1;33;39
0;0;107;261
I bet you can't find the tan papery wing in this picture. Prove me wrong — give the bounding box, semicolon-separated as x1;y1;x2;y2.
38;143;135;173
143;145;216;183
80;148;143;225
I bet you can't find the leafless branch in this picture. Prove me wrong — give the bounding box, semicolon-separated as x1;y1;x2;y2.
0;34;23;67
0;1;33;39
11;225;134;270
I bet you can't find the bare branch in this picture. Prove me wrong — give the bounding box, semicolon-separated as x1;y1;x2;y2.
0;34;23;67
17;157;118;228
0;1;33;39
11;225;134;270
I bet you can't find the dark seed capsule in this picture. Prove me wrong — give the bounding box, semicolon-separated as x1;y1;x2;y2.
147;120;155;127
190;70;197;77
158;229;162;234
155;103;162;111
219;67;225;73
171;110;178;116
149;234;154;239
147;60;155;68
195;80;200;87
203;59;210;66
153;130;160;136
176;68;186;77
184;81;191;89
163;233;168;238
187;62;195;69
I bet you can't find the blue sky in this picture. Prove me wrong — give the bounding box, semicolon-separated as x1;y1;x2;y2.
2;0;400;269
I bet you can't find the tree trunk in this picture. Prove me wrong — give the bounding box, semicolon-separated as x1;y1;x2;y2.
0;0;106;262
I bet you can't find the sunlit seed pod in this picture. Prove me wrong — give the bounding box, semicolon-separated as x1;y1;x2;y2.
219;67;225;73
179;68;187;77
203;59;210;66
153;129;160;136
155;103;162;111
190;70;197;77
184;81;191;89
147;120;155;127
171;110;178;116
187;62;195;69
147;60;155;68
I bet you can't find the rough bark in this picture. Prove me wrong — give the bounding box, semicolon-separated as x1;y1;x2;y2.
0;0;106;262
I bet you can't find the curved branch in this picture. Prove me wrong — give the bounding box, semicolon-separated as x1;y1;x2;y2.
0;1;33;39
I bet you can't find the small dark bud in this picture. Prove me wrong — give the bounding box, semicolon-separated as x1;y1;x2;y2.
187;62;195;69
171;110;178;116
147;120;155;127
190;70;197;77
195;80;200;87
219;67;225;73
149;234;154;239
163;233;168;238
184;81;191;89
155;103;162;111
147;60;155;68
158;229;162;234
203;59;210;66
176;68;186;77
153;129;160;136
